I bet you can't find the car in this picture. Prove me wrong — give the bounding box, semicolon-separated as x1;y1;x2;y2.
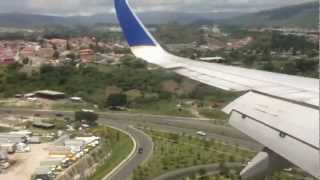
196;131;207;136
34;113;41;117
138;147;143;154
81;109;94;113
55;113;64;117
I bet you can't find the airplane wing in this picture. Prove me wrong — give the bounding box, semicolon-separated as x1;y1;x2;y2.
114;0;320;178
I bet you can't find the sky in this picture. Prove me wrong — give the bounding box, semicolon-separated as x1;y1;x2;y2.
0;0;315;16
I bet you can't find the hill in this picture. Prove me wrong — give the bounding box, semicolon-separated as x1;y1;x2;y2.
0;11;243;28
224;2;318;28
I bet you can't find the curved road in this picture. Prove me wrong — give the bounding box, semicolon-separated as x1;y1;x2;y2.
100;121;153;180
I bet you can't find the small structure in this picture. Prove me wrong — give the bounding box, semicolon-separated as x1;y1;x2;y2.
20;47;35;58
48;38;67;51
34;165;55;180
64;139;85;153
70;97;83;102
16;143;31;153
48;146;72;157
33;121;55;129
28;136;41;144
0;151;8;161
36;48;55;59
0;48;15;64
0;143;17;153
199;57;225;63
34;90;65;100
0;133;27;143
10;130;33;136
79;49;94;63
75;136;100;145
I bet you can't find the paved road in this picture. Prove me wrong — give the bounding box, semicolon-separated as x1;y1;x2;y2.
99;121;153;180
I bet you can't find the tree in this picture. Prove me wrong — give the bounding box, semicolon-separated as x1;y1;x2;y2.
66;53;76;60
282;62;298;75
53;51;60;60
261;62;276;72
243;55;256;66
75;111;98;126
106;93;128;108
22;58;29;65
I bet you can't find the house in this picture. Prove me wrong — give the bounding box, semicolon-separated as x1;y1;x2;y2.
0;48;15;64
79;49;94;63
20;47;35;58
33;121;55;129
48;39;67;51
34;90;65;100
64;139;85;153
36;48;55;59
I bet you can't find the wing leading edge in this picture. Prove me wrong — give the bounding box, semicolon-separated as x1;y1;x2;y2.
114;0;320;178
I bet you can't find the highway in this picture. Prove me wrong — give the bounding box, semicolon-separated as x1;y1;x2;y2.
101;121;153;180
0;108;261;150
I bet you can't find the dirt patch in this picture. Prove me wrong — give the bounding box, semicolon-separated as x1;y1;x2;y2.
0;143;49;180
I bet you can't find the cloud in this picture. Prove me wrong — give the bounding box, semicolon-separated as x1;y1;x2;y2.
0;0;315;16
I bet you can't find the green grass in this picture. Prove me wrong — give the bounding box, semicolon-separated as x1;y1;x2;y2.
52;101;95;111
198;108;228;120
0;126;12;132
133;129;254;180
89;128;134;180
134;129;311;180
132;100;195;117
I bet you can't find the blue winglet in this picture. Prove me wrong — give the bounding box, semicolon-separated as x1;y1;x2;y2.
115;0;157;47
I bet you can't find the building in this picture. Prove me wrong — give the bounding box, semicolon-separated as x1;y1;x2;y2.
34;90;65;100
20;47;35;58
75;136;100;145
48;146;72;157
0;48;15;64
36;48;55;59
0;143;17;153
79;49;94;63
64;139;85;153
48;39;67;52
0;133;27;143
34;165;55;180
33;121;55;129
199;57;225;63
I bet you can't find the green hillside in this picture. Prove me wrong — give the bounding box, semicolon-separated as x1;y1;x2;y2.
226;2;318;28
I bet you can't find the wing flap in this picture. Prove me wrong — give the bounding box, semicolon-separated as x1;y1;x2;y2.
228;110;319;178
223;91;319;147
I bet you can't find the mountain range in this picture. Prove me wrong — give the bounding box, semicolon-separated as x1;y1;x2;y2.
0;1;317;28
225;1;318;28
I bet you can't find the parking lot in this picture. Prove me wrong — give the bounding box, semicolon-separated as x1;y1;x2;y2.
0;143;49;180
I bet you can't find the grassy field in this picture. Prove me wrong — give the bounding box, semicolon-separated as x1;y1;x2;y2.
133;129;255;180
89;127;134;180
198;108;228;120
134;129;314;180
0;126;12;132
132;99;195;117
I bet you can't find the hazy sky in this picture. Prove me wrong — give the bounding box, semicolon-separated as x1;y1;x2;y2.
0;0;315;16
